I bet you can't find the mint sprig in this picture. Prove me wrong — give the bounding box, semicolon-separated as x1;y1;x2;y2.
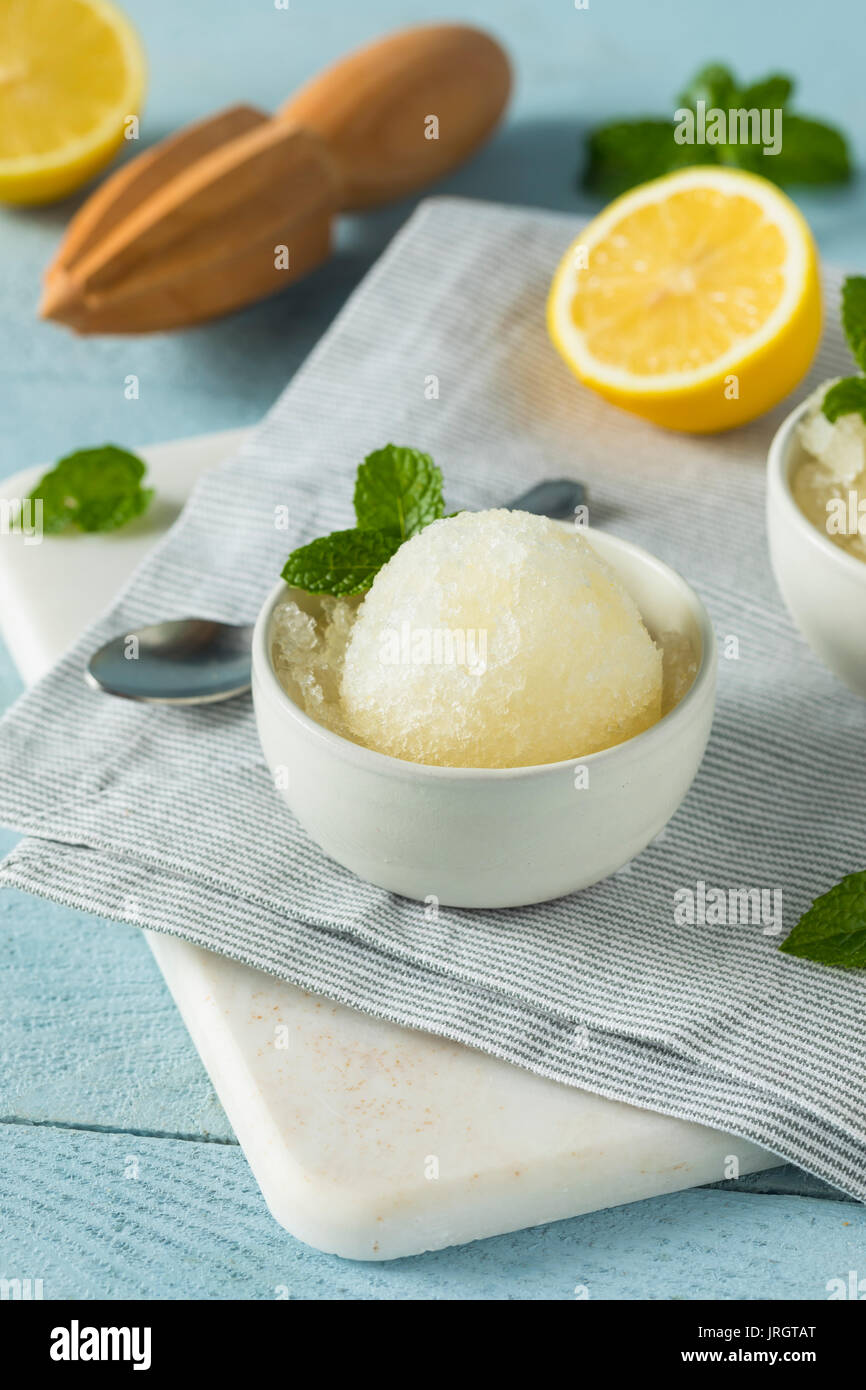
840;277;866;373
281;444;445;596
583;62;851;198
821;377;866;425
23;445;153;534
779;872;866;968
820;277;866;426
280;527;403;596
354;446;443;539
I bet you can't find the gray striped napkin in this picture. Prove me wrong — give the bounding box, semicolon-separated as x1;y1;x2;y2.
1;198;864;1199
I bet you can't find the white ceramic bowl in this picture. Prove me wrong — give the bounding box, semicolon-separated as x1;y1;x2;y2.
767;400;866;697
252;528;717;908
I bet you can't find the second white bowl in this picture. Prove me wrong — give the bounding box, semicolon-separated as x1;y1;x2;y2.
767;400;866;697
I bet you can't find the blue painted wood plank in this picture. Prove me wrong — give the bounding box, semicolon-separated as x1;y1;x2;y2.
0;900;231;1142
0;1123;862;1300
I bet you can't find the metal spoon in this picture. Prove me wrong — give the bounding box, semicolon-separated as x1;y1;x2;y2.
85;478;586;704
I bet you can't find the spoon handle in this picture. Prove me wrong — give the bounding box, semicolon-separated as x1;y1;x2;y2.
506;478;586;521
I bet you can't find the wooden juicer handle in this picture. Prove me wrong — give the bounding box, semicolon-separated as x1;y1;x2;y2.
41;24;511;334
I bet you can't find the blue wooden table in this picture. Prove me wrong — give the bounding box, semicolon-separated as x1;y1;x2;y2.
1;0;864;1299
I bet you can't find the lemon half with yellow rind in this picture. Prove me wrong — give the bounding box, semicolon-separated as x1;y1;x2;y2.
0;0;145;205
547;167;822;433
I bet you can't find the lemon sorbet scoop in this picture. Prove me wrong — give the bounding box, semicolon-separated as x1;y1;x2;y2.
338;509;664;768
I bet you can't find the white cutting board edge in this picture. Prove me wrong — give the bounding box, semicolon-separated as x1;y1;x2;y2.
0;431;779;1260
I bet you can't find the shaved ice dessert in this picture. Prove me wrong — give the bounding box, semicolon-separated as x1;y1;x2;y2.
341;510;660;766
273;509;695;769
795;380;866;564
791;277;866;564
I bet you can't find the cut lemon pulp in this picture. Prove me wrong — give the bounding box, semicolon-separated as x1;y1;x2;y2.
0;0;145;204
547;167;822;433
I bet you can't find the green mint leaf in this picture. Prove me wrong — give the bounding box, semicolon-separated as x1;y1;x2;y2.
280;443;446;596
353;444;444;540
582;63;849;196
760;114;851;185
678;63;737;112
840;276;866;373
821;375;866;424
736;73;793;110
582;120;709;198
779;872;866;968
25;445;153;534
281;527;402;596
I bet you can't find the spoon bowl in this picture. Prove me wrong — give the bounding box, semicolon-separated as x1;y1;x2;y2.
86;618;255;704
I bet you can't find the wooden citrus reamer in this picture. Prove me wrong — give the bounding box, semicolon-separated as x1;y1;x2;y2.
40;24;511;334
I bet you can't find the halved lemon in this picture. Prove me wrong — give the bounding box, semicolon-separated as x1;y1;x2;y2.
547;167;822;433
0;0;145;205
